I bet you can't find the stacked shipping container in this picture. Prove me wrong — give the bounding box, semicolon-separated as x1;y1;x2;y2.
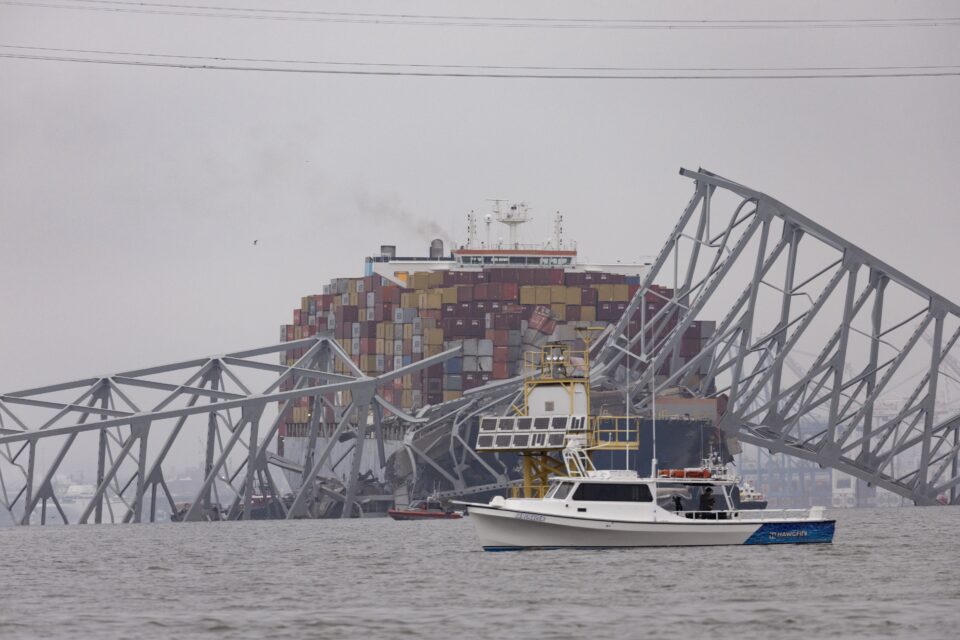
278;267;714;447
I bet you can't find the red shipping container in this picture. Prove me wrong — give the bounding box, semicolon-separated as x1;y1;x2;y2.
458;286;474;302
518;270;536;285
565;306;581;321
293;309;302;325
285;325;294;341
500;282;519;301
493;346;510;362
475;283;489;301
492;361;509;379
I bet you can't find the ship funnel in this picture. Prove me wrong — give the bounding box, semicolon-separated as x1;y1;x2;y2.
380;245;396;260
429;238;444;259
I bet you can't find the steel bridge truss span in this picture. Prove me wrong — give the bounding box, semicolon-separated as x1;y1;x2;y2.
0;334;461;524
594;168;960;506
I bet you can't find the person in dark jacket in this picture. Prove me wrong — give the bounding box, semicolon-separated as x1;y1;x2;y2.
672;495;683;512
698;487;716;512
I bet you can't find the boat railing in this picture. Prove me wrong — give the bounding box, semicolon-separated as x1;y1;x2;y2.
671;508;815;521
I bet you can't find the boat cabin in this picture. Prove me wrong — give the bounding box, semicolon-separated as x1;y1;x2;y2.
541;474;739;518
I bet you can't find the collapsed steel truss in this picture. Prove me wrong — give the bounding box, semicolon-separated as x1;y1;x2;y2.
594;168;960;505
2;167;957;525
0;335;459;524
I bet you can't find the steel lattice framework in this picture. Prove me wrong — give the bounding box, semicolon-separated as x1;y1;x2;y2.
2;167;957;526
593;168;960;506
0;334;460;524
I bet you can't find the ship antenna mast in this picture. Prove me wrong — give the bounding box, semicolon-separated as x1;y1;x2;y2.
466;210;479;249
495;201;530;249
553;211;564;250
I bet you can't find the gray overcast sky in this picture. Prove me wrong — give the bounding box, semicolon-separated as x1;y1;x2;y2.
1;0;958;392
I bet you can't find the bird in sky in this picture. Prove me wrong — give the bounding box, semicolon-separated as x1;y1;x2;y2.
253;240;258;246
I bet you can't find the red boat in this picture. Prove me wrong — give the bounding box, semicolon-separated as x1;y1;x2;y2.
388;498;463;521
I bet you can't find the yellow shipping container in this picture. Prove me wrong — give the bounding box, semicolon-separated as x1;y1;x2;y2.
519;286;536;305
441;287;458;304
401;292;416;308
613;284;629;302
301;296;310;312
376;324;386;339
425;344;442;356
402;390;414;407
565;287;582;305
593;284;614;302
581;306;597;321
384;323;394;340
348;279;357;294
429;271;444;287
403;324;414;340
358;308;367;322
535;287;552;305
551;303;566;319
425;327;444;345
411;272;431;290
349;292;359;306
443;390;462;403
550;285;566;303
375;338;385;353
426;292;442;309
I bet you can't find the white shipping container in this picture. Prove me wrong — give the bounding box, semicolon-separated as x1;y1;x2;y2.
394;356;403;370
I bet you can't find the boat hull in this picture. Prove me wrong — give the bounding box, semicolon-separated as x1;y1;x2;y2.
467;505;834;550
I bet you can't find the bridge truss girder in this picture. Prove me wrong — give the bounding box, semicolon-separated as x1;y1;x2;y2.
0;334;460;524
594;168;960;506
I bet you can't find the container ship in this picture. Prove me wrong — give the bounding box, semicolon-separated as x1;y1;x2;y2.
278;207;725;503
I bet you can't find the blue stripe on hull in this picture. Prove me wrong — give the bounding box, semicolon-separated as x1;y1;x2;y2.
743;520;835;545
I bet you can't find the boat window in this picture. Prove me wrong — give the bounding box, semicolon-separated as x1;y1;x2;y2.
553;482;574;500
573;483;653;502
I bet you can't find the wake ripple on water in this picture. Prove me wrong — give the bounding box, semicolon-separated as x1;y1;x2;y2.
0;507;958;639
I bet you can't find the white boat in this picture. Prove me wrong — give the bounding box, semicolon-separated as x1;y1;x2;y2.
459;341;835;550
458;457;834;550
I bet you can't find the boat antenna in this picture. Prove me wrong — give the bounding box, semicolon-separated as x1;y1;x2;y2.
640;293;658;478
625;304;630;474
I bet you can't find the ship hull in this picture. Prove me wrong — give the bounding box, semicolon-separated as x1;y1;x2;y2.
466;504;834;550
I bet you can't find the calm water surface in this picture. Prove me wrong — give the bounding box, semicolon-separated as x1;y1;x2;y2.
1;507;958;639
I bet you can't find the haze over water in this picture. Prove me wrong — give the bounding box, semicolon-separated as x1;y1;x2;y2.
1;507;957;639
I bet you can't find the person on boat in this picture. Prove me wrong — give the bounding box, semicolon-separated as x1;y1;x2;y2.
699;487;715;512
672;495;683;512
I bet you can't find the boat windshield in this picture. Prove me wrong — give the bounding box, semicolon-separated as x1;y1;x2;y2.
572;483;653;502
547;481;575;500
